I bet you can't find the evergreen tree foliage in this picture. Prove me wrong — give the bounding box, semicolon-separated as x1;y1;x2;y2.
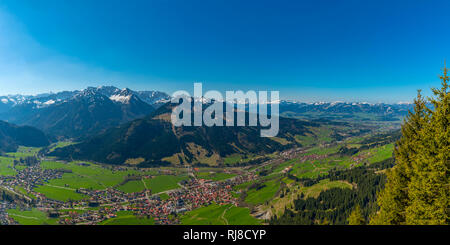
348;205;365;225
371;66;449;225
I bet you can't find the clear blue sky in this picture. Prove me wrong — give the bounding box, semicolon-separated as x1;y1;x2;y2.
0;0;449;103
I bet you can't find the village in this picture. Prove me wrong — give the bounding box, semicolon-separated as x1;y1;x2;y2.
0;140;373;225
0;155;260;225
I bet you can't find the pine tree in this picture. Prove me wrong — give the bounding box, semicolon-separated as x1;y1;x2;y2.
371;65;449;225
370;91;428;224
405;66;449;224
348;205;365;225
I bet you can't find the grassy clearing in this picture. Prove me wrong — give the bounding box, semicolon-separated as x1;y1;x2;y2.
144;175;188;194
117;180;146;193
245;180;280;205
269;137;291;145
291;161;319;178
300;179;352;198
306;145;340;155
159;193;170;200
34;185;87;202
0;156;16;176
6;146;41;158
48;141;76;153
181;204;260;225
196;172;236;181
7;208;58;225
295;134;316;147
100;211;154;225
41;161;140;190
233;180;256;191
367;143;394;163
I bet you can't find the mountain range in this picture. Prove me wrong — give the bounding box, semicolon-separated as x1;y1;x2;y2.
277;100;415;122
49;101;330;167
0;85;414;166
0;86;170;139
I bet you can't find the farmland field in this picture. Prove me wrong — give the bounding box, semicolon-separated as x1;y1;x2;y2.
1;128;397;226
245;179;280;205
117;180;146;193
181;204;260;225
0;156;16;176
7;208;58;225
34;185;87;201
196;172;236;181
99;211;154;225
143;175;188;194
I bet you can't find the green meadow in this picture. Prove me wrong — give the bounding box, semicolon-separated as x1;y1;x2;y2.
181;204;260;225
99;211;154;225
196;172;236;181
299;179;353;198
245;179;280;205
117;180;146;193
143;175;188;194
34;185;87;201
0;156;16;176
7;208;58;225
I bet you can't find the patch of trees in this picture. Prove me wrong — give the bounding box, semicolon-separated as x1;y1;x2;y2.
359;130;401;147
270;166;385;225
338;146;359;156
248;182;267;191
258;169;269;176
1;190;14;202
370;157;395;170
14;156;40;167
298;174;329;187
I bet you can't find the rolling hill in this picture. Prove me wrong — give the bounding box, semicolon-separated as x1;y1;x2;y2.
49;102;330;166
0;120;50;152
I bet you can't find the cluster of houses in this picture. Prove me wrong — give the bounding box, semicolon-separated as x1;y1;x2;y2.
52;172;259;225
1;149;268;225
350;152;372;167
0;164;64;199
0;201;18;225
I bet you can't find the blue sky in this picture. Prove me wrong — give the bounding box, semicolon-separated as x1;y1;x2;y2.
0;0;449;103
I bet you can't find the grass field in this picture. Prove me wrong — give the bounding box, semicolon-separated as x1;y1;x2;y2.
40;161;140;190
196;172;236;181
367;143;394;163
181;204;260;225
245;179;280;205
37;161;187;199
0;156;16;176
117;180;146;193
269;137;291;145
300;179;353;198
143;175;188;194
306;145;341;155
6;146;41;158
223;154;263;166
159;193;170;200
34;185;87;201
7;208;58;225
48;141;77;153
99;211;154;225
223;155;242;165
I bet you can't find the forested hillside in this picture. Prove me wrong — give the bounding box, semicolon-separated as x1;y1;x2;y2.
0;120;50;152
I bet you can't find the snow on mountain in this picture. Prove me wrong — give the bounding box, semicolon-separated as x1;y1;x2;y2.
109;94;132;103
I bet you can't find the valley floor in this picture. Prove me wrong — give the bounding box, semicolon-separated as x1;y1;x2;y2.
0;129;395;225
